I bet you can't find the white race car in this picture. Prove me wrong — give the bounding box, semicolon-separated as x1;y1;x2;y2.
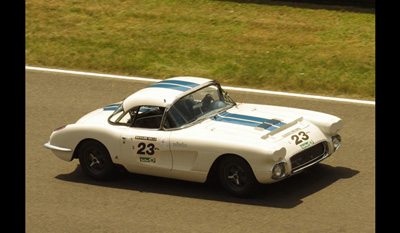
45;77;342;197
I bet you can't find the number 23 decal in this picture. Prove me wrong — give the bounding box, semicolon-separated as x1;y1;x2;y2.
137;142;155;155
291;131;309;145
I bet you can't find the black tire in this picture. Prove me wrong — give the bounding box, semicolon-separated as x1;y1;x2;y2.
78;140;116;180
218;156;260;197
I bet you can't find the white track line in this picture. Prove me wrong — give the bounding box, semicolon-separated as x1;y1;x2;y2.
26;66;375;105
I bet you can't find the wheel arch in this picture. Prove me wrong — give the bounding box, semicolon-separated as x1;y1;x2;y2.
211;153;260;197
206;153;252;182
72;138;107;159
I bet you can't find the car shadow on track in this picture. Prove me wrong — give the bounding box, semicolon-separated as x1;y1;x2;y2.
55;163;359;209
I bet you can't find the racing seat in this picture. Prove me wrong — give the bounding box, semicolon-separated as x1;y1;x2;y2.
174;98;196;121
133;108;164;129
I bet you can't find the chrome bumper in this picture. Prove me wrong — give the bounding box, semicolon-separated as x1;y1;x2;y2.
44;142;72;152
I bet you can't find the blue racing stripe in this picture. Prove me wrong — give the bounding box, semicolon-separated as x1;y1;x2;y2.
256;123;279;131
212;112;285;130
213;115;260;127
103;103;120;111
146;79;200;92
160;80;200;88
147;83;191;92
218;112;285;126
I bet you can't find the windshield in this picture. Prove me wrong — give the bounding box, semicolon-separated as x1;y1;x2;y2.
164;84;235;129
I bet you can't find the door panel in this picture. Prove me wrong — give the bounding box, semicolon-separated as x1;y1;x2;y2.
120;128;172;171
169;128;200;172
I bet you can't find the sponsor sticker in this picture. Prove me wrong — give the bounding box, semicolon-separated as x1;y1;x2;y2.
300;140;314;149
140;157;156;163
160;137;168;147
135;136;157;141
172;142;187;148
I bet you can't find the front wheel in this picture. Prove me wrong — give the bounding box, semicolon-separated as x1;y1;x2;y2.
78;140;116;180
218;156;260;197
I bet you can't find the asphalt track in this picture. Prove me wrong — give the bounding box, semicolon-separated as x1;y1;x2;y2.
26;69;375;232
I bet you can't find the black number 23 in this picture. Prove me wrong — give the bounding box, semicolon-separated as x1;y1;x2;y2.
137;143;155;155
291;131;309;145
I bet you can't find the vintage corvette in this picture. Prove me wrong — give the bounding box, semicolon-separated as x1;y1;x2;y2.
44;77;342;197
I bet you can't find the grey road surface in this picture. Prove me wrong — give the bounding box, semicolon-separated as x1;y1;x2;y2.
26;70;375;232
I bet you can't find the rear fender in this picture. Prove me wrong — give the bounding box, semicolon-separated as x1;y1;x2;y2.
47;124;122;162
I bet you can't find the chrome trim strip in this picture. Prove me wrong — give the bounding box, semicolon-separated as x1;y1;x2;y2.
44;142;72;152
291;152;331;174
290;142;330;174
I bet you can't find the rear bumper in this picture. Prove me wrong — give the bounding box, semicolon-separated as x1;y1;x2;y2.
44;142;74;161
44;142;72;152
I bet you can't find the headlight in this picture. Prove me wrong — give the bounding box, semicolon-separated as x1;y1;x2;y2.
332;135;342;151
271;162;287;180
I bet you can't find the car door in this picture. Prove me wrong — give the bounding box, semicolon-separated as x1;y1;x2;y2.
168;128;199;173
120;129;172;170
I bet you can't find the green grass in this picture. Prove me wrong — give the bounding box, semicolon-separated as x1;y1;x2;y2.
26;0;375;99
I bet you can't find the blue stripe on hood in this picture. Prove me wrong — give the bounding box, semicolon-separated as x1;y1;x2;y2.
212;111;286;130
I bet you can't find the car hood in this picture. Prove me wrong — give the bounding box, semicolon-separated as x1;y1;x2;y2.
202;103;342;141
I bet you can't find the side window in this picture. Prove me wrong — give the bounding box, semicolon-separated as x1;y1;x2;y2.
132;106;165;129
164;104;188;129
119;111;133;124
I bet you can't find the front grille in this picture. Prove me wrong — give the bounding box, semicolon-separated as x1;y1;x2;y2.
290;142;327;172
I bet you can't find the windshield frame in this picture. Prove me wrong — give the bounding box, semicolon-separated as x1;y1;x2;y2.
107;103;130;126
160;81;236;130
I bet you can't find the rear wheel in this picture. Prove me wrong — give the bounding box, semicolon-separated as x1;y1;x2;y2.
218;156;260;197
78;140;116;180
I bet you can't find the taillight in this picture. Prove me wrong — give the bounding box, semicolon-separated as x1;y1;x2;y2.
54;125;66;131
